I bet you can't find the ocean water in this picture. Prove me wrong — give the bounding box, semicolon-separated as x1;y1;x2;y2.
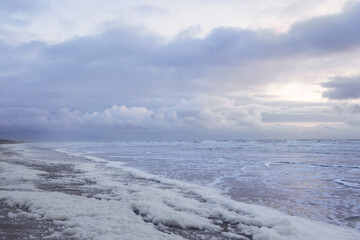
47;139;360;230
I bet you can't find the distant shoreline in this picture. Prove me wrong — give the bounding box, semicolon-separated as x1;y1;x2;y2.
0;139;23;144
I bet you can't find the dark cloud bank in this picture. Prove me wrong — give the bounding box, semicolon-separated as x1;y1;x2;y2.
1;2;360;140
322;76;360;100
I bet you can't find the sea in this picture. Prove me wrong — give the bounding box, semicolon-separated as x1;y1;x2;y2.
46;139;360;230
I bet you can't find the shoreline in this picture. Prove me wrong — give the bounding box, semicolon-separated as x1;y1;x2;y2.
0;144;82;239
0;139;23;144
1;144;360;240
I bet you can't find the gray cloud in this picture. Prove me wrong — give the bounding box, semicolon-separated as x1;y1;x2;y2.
2;2;360;110
157;2;360;67
322;76;360;100
0;96;264;141
0;96;261;132
2;2;360;139
0;0;44;27
0;0;39;12
261;112;341;123
134;4;169;16
1;94;357;139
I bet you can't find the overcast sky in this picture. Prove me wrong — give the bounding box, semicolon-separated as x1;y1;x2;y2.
1;0;360;140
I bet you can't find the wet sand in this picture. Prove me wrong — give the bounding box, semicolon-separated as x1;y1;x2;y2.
0;145;85;239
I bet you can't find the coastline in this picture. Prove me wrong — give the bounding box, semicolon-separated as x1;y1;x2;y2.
0;139;23;144
0;144;83;239
1;143;359;240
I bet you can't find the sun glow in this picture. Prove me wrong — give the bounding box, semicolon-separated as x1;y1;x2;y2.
264;82;325;102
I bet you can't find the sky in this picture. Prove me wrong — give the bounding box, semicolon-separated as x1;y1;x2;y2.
1;0;360;140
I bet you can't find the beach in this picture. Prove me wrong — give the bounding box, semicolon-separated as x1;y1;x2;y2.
1;143;360;240
2;0;360;239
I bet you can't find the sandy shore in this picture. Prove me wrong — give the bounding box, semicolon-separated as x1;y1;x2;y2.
1;144;243;240
0;144;88;239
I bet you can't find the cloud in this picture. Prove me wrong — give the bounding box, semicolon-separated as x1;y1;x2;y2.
2;95;359;140
261;112;341;123
284;2;360;53
0;0;43;27
2;2;360;110
0;105;159;131
0;96;262;132
322;76;360;100
166;96;263;129
332;103;360;125
3;3;360;66
1;2;360;139
155;2;360;67
0;0;41;13
134;4;169;16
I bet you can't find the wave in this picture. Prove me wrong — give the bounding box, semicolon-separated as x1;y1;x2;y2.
264;161;360;170
334;179;360;189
